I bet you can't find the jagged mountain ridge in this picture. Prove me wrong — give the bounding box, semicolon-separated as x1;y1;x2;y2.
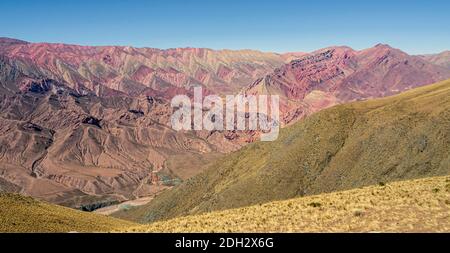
0;38;290;97
246;44;450;124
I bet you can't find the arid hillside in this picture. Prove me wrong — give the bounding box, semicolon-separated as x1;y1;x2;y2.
113;79;450;223
2;176;448;232
0;193;135;232
122;176;450;232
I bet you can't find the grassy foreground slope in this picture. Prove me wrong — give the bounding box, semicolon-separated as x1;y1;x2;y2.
114;79;450;223
1;176;448;233
123;176;450;232
0;193;135;232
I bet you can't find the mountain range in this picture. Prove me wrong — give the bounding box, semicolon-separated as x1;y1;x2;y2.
0;37;449;209
247;44;450;124
0;37;289;97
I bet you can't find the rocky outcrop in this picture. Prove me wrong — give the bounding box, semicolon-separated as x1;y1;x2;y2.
246;45;450;124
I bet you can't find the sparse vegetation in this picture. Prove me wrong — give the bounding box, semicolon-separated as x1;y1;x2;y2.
353;210;364;217
0;193;136;232
121;176;450;233
0;176;449;233
308;202;322;208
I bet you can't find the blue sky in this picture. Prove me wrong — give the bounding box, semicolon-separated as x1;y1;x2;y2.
1;0;449;54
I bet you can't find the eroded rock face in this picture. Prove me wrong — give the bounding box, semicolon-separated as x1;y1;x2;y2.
246;45;450;124
0;39;290;98
0;90;249;207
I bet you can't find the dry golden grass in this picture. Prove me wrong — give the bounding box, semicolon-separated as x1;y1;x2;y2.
122;176;450;232
0;193;136;233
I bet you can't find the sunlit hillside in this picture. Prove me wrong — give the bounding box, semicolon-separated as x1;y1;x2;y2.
123;176;450;233
0;193;135;232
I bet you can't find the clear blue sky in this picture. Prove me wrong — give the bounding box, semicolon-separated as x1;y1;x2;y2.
1;0;449;54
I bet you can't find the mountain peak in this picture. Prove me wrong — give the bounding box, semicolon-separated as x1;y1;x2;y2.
375;43;386;47
0;37;29;45
374;43;394;49
312;45;355;54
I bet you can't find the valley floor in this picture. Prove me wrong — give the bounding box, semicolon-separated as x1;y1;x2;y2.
94;196;155;216
122;176;450;233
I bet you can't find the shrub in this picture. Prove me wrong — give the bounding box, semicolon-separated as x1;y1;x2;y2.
308;202;322;208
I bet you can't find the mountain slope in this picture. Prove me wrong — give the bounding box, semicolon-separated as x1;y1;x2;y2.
123;176;450;232
420;51;450;69
0;193;135;232
113;79;450;223
0;88;244;209
246;45;450;124
0;38;289;97
2;175;448;232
